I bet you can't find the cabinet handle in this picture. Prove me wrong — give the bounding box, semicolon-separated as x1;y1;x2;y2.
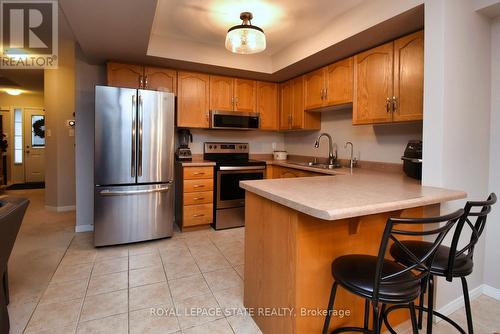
139;75;144;88
320;88;324;100
144;75;148;88
193;214;205;217
193;185;205;188
386;97;391;113
325;88;328;99
391;96;398;113
193;172;205;175
193;197;205;200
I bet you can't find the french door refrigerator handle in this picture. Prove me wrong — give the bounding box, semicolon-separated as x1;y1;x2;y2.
131;95;136;178
99;185;171;196
138;94;143;177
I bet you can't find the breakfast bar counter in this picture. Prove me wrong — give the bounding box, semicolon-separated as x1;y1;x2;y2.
239;171;466;334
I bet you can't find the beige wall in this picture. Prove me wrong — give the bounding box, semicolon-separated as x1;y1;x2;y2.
284;109;422;163
44;11;76;210
423;0;494;310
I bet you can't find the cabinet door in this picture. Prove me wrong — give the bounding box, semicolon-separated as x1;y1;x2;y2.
303;68;325;110
210;76;234;111
326;57;353;106
144;66;177;93
257;81;279;130
291;76;305;129
107;62;143;88
353;42;394;125
279;81;293;130
177;72;210;128
234;79;256;112
393;30;424;122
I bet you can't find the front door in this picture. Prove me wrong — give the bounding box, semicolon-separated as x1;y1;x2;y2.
24;108;45;183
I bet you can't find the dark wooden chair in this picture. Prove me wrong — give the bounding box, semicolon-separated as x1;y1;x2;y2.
0;197;29;334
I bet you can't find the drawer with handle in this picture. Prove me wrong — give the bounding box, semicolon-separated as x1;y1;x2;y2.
184;179;213;192
184;166;214;180
184;191;213;205
183;203;213;227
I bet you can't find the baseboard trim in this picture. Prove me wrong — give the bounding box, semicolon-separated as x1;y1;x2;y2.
482;284;500;301
75;224;94;233
45;205;76;212
435;284;483;321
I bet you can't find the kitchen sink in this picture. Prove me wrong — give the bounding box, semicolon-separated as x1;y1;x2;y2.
287;161;342;170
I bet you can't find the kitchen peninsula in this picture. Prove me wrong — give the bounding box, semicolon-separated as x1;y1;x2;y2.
240;170;466;333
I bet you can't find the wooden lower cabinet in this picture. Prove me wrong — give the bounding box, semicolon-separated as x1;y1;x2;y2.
176;166;214;230
268;165;324;179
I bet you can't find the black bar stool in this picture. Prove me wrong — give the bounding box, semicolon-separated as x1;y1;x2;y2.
322;209;464;334
387;193;496;334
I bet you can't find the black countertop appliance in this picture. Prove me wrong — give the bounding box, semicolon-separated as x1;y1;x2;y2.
401;140;422;180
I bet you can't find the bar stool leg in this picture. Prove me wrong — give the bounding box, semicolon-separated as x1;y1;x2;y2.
322;282;338;334
460;277;474;334
364;299;370;330
409;302;419;334
417;284;425;329
426;274;435;334
372;301;380;334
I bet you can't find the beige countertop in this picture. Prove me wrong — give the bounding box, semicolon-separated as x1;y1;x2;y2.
240;170;466;221
179;157;216;167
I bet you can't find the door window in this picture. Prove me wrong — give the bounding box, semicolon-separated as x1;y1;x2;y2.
31;115;45;147
14;108;23;164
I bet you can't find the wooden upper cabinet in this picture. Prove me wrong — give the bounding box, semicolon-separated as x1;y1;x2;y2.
107;62;144;89
325;57;353;105
177;72;210;128
303;57;354;110
291;76;306;129
353;42;394;125
279;77;320;131
393;30;424;122
257;81;279;130
234;79;256;112
209;75;234;111
144;66;177;93
303;68;325;110
279;80;293;130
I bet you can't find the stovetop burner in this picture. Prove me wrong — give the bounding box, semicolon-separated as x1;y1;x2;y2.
203;142;266;167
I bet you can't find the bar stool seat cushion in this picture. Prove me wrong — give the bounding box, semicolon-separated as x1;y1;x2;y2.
390;241;473;277
332;255;421;303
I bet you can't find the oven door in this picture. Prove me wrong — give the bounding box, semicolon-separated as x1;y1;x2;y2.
216;166;265;209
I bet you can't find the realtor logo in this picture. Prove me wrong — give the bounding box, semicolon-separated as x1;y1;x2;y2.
0;0;58;69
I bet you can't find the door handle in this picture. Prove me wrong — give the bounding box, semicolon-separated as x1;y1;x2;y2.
131;95;136;178
138;94;143;177
99;185;170;196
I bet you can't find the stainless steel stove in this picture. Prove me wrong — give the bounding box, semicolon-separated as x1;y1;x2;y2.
203;142;266;229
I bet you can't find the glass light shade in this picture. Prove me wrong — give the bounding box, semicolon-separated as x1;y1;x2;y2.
225;26;266;54
5;89;22;95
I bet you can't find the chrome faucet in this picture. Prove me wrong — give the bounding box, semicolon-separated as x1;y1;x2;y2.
344;141;357;170
314;133;337;166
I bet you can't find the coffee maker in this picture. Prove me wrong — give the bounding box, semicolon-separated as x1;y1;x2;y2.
176;129;193;161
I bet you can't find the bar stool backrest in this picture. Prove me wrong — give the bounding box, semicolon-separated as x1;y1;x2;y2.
373;209;464;300
445;193;497;281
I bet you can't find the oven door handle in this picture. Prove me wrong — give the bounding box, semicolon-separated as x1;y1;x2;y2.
219;166;266;171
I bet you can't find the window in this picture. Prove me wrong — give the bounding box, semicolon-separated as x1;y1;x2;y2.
31;115;45;147
14;108;22;164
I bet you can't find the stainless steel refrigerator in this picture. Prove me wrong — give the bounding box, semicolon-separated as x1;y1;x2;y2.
94;85;174;246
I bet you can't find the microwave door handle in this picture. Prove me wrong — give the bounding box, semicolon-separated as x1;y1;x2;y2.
131;95;136;178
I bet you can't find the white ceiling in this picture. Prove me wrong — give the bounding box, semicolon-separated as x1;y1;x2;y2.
150;0;365;56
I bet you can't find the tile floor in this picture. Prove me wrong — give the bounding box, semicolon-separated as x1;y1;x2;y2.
6;189;500;334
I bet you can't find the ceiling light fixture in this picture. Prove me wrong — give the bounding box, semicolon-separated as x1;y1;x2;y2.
5;89;22;96
225;12;266;54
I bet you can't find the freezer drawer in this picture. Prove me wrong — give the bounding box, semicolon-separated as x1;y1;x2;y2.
94;183;173;246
